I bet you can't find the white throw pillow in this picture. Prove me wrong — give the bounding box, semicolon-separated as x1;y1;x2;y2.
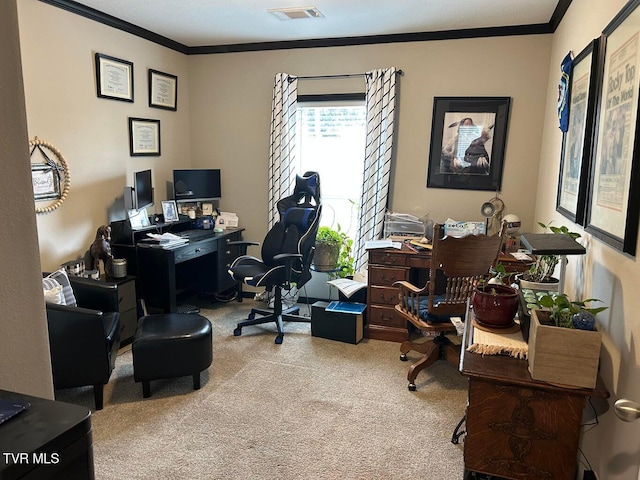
43;279;65;305
44;268;77;307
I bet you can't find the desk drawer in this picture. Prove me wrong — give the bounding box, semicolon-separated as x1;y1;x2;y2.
368;305;405;328
370;285;399;306
368;265;408;286
369;251;407;266
174;241;217;263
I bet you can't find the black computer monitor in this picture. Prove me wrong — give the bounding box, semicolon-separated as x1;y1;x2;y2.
134;169;153;210
173;169;221;203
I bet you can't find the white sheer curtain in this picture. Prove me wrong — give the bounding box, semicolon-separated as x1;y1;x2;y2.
268;73;298;228
354;67;399;271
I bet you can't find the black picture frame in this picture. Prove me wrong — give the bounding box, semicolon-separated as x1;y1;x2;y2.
95;53;134;102
129;118;161;156
586;0;640;255
557;38;601;225
148;69;178;111
426;97;511;191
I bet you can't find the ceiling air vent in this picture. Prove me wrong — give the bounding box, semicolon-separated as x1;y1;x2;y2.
268;6;324;20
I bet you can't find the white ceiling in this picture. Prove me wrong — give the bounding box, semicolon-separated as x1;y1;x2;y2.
68;0;562;48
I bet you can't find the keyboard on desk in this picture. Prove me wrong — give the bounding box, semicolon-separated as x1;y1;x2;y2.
179;229;215;242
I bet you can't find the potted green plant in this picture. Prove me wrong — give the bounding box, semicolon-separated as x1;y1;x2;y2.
314;225;356;277
525;291;607;389
472;283;519;329
518;221;581;291
314;226;342;272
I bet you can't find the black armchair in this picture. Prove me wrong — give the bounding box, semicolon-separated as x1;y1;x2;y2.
45;275;121;410
228;172;321;344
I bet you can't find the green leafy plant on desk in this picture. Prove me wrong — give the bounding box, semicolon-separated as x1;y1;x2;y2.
522;289;607;330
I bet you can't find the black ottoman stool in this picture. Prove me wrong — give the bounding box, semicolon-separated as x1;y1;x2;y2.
133;313;212;398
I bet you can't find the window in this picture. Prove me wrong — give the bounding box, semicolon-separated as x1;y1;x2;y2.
295;95;366;239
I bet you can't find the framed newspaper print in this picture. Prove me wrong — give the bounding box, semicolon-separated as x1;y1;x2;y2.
586;0;640;255
557;39;600;225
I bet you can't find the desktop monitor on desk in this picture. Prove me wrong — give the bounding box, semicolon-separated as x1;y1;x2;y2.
173;169;221;203
124;169;154;229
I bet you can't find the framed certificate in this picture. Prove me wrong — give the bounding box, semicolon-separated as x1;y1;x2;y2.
95;53;134;102
129;118;161;156
149;69;178;111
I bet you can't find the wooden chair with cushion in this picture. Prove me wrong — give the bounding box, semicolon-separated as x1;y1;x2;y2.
394;222;505;391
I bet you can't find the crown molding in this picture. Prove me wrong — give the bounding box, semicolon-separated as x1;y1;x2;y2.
39;0;568;55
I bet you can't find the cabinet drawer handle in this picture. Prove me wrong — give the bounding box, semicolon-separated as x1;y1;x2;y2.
195;248;201;253
381;274;397;282
226;250;231;255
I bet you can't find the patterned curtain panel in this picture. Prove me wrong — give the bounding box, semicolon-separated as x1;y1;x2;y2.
354;67;399;271
268;73;298;228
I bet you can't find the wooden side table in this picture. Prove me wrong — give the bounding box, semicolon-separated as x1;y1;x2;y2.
460;309;609;479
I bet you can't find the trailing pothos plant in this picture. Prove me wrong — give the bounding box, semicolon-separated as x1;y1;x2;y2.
522;289;607;330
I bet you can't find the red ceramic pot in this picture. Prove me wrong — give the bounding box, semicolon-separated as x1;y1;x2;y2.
472;284;519;328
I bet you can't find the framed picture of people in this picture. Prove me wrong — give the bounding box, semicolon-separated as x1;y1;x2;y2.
557;38;600;225
586;0;640;255
426;97;511;191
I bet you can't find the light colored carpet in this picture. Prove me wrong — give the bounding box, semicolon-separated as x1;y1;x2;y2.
56;300;468;479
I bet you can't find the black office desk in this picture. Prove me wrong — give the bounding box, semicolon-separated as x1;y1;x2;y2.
0;390;94;480
136;228;244;313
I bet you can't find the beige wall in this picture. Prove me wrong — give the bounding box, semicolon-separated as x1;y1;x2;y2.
0;0;53;397
10;0;640;477
539;0;640;478
188;36;552;245
18;0;193;271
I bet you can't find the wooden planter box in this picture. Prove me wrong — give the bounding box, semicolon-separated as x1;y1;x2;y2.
527;309;602;389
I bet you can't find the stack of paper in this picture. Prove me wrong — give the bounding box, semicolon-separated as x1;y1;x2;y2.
147;232;188;249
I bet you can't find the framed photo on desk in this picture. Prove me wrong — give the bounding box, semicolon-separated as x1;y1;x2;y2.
162;200;179;222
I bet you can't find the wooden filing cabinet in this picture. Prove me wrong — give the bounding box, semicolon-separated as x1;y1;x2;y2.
460;314;609;479
366;249;430;342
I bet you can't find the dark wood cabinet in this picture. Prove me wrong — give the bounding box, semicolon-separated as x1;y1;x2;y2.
366;249;415;342
0;389;94;480
460;313;609;479
366;247;532;342
68;275;138;344
136;228;244;313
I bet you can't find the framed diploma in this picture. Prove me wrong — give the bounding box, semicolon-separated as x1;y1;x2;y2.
129;117;161;156
149;69;178;111
95;53;134;102
586;0;640;255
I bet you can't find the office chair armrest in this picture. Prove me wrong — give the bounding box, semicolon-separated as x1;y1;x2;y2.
227;240;260;255
273;253;303;285
273;253;302;262
393;280;428;295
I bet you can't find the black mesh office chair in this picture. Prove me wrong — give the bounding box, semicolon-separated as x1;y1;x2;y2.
228;172;321;344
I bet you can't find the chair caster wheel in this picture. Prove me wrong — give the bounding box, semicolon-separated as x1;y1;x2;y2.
408;383;416;391
274;335;283;345
400;353;408;361
233;327;242;336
